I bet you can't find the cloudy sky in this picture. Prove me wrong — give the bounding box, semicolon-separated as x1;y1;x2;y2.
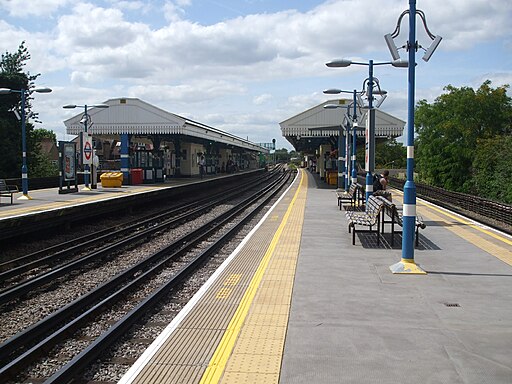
1;0;511;149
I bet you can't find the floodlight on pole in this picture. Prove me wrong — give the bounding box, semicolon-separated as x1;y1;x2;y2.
384;6;442;63
0;86;52;199
386;1;441;274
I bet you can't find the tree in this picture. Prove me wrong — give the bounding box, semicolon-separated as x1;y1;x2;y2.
0;42;41;178
274;148;291;163
30;128;59;177
415;81;512;195
375;139;407;169
471;136;512;204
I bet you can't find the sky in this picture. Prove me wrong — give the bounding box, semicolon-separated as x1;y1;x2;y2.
1;0;511;150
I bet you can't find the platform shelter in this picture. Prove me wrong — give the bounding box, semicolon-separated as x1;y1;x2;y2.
64;98;268;184
280;99;405;181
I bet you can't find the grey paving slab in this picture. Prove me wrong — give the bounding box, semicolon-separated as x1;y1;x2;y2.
280;171;512;384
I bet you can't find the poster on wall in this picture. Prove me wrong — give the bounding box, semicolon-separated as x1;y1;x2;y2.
63;142;76;181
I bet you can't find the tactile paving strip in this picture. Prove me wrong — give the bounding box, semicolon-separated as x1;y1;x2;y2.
125;170;308;384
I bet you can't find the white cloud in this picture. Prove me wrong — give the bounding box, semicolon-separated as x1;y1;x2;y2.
2;0;510;149
0;0;70;17
253;93;272;105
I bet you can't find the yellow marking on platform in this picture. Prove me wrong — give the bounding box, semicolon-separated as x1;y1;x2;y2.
392;189;512;246
216;288;232;300
0;186;165;218
215;274;243;299
223;274;242;286
200;170;307;384
392;189;512;266
423;208;512;266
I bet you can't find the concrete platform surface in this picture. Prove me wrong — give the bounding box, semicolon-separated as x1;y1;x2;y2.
280;170;512;384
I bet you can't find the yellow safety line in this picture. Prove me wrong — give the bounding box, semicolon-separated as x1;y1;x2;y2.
392;189;512;246
199;171;305;384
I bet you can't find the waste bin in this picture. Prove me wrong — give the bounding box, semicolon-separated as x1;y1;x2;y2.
131;168;143;185
100;172;124;187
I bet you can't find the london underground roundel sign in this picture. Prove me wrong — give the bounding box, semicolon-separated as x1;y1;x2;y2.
84;141;92;160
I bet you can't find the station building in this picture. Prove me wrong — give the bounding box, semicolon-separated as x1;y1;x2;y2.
64;98;268;184
280;99;405;180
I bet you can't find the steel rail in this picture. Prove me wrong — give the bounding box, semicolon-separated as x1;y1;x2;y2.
0;171;275;278
0;172;289;381
44;172;291;384
0;172;278;302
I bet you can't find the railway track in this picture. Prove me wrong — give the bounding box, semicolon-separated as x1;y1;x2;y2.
0;168;292;383
0;170;278;291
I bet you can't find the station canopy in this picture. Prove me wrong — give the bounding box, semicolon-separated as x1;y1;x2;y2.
64;97;268;153
280;99;405;152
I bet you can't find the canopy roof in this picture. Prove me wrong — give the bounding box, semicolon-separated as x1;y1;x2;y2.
64;98;267;153
280;99;405;151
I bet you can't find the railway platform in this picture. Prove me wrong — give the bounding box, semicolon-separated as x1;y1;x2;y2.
0;170;261;241
2;168;512;383
118;168;512;384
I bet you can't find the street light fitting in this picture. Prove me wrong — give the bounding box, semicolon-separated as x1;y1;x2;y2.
33;87;52;93
391;59;409;67
63;103;109;109
422;35;442;62
326;58;408;68
323;88;342;94
385;8;442;63
385;33;401;61
0;87;52;94
325;59;352;68
374;94;388;108
323;104;341;109
372;88;387;96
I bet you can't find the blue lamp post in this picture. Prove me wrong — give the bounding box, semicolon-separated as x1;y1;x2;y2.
323;89;364;190
385;0;441;274
326;59;407;203
0;86;52;199
63;103;109;190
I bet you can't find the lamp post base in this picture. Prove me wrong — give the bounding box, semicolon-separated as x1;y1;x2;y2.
17;193;32;200
389;259;426;274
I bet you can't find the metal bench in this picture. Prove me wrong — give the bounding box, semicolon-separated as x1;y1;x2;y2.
336;183;364;210
375;195;426;247
345;195;385;245
0;179;18;204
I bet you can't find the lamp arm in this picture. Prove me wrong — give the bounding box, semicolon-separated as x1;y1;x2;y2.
390;10;409;38
416;10;436;40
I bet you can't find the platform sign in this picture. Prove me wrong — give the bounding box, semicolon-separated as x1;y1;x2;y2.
82;133;93;165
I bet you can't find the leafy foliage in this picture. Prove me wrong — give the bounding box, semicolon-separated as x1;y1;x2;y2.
415;81;512;202
471;136;512;204
375;139;407;169
0;42;47;178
